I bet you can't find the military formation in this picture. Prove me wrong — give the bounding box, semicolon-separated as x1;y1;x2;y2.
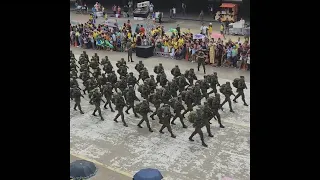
70;50;249;147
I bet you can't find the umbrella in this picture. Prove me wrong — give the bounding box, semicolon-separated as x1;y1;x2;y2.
211;32;223;39
70;160;98;180
193;34;205;40
133;168;163;180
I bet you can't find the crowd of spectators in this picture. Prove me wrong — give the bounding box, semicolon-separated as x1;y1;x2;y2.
70;15;250;71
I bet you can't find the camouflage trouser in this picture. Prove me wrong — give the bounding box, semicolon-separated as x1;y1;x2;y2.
150;104;160;120
114;107;127;125
193;96;202;107
189;127;205;143
221;95;233;111
104;96;114;111
182;103;193;117
138;114;152;130
159;121;175;136
171;90;177;97
234;89;247;104
201;89;208;99
126;102;138;117
171;111;187;127
73;100;83;112
212;109;223;126
93;104;103;120
208;85;217;95
188;78;194;86
197;61;206;73
179;86;185;93
204;121;213;136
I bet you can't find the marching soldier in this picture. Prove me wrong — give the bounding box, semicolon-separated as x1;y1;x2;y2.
135;61;144;73
149;89;162;120
171;65;181;78
136;100;154;132
124;85;140;117
102;83;115;112
112;92;128;127
211;93;225;128
170;96;188;128
188;109;208;147
158;104;176;138
220;82;235;112
91;88;105;121
208;72;221;95
185;68;197;86
233;76;249;106
72;86;85;114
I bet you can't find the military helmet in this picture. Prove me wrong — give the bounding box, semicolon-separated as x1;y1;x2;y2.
72;76;77;78
150;75;154;77
106;82;112;85
240;76;245;79
105;56;109;60
214;72;217;75
129;72;133;74
83;51;86;54
129;85;134;89
190;68;194;71
94;53;98;56
159;63;162;66
121;58;125;61
199;51;204;56
94;88;99;92
175;65;178;68
139;61;142;64
226;82;230;84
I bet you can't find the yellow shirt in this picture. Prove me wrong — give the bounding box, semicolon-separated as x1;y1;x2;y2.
220;25;224;31
93;32;98;39
127;32;132;39
178;38;184;46
163;41;169;46
208;26;213;34
173;41;178;49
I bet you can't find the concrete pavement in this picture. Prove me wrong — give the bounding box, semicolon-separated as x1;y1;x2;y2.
70;47;250;180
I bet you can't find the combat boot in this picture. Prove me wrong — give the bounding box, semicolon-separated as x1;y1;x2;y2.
100;117;104;121
230;109;235;113
202;142;208;147
189;137;194;141
244;103;248;106
233;99;238;103
149;128;154;132
220;124;225;128
171;134;176;138
137;124;143;128
150;115;155;120
80;110;84;114
208;133;214;137
125;109;130;114
159;130;164;134
182;125;188;128
123;123;128;127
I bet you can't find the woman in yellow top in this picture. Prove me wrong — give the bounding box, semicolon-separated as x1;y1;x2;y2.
208;23;213;36
178;37;184;47
173;40;179;49
127;31;132;39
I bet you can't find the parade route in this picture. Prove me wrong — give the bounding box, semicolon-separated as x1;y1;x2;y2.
70;46;250;179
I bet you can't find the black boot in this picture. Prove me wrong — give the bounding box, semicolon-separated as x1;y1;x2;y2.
244;103;248;106
171;134;176;138
220;124;225;128
159;130;164;134
189;137;194;141
137;124;143;128
208;134;214;137
230;109;235;113
150;115;155;120
149;128;154;132
80;111;84;114
202;142;208;147
125;109;129;114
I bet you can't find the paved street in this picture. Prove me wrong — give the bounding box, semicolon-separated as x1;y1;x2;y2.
70;46;250;180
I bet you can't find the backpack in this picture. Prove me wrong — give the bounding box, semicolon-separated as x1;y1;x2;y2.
154;66;159;74
184;70;189;78
135;103;142;114
138;85;143;93
219;84;227;94
232;78;240;88
188;111;197;123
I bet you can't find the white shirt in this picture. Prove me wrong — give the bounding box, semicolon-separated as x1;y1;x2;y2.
200;26;207;34
247;56;250;64
172;8;176;14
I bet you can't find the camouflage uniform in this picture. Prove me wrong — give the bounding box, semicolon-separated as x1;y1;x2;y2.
91;88;105;121
112;92;128;127
149;89;162;120
185;68;197;86
144;75;157;93
117;65;128;77
138;83;151;100
197;51;206;74
192;83;202;106
72;87;85;114
211;93;225;128
135;61;144;73
170;97;187;128
138;68;150;83
198;76;210;100
107;71;118;87
161;86;172;105
177;74;189;93
102;83;115;112
158;104;176;138
188;109;208;147
158;71;168;87
208;72;221;95
115;77;128;93
233;76;248;106
103;61;113;74
136;100;154;132
182;88;195;117
171;65;182;78
220;82;235;112
200;102;214;137
168;79;179;97
127;72;138;87
124;85;140;117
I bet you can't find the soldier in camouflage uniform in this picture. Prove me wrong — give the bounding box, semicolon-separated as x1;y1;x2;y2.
158;71;168;87
72;86;85;114
103;61;113;74
106;71;118;90
102;83;115;112
112;92;128;127
158;104;176;138
92;68;102;79
127;72;138;87
71;68;78;78
233;76;248;106
200;102;214;137
149;89;162;120
117;65;128;77
90;58;99;70
185;68;197;86
137;67;150;83
161;86;172;105
170;96;188;128
79;69;90;82
145;75;157;93
192;83;202;106
135;61;144;73
136;100;154;132
168;79;179;97
197;51;206;74
70;77;79;88
91;88;105;121
198;76;210;100
171;65;182;78
124;85;140;117
182;88;195;117
116;58;129;69
115;76;128;93
177;74;189;93
81;51;89;60
93;53;100;63
188;109;208;147
220;82;235;112
154;63;164;75
211;93;225;128
100;56;109;66
208;72;221;95
137;83;151;100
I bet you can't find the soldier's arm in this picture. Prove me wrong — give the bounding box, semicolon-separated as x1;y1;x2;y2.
135;96;140;101
101;99;106;103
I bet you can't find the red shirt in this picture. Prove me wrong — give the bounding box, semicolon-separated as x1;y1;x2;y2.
140;27;145;34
